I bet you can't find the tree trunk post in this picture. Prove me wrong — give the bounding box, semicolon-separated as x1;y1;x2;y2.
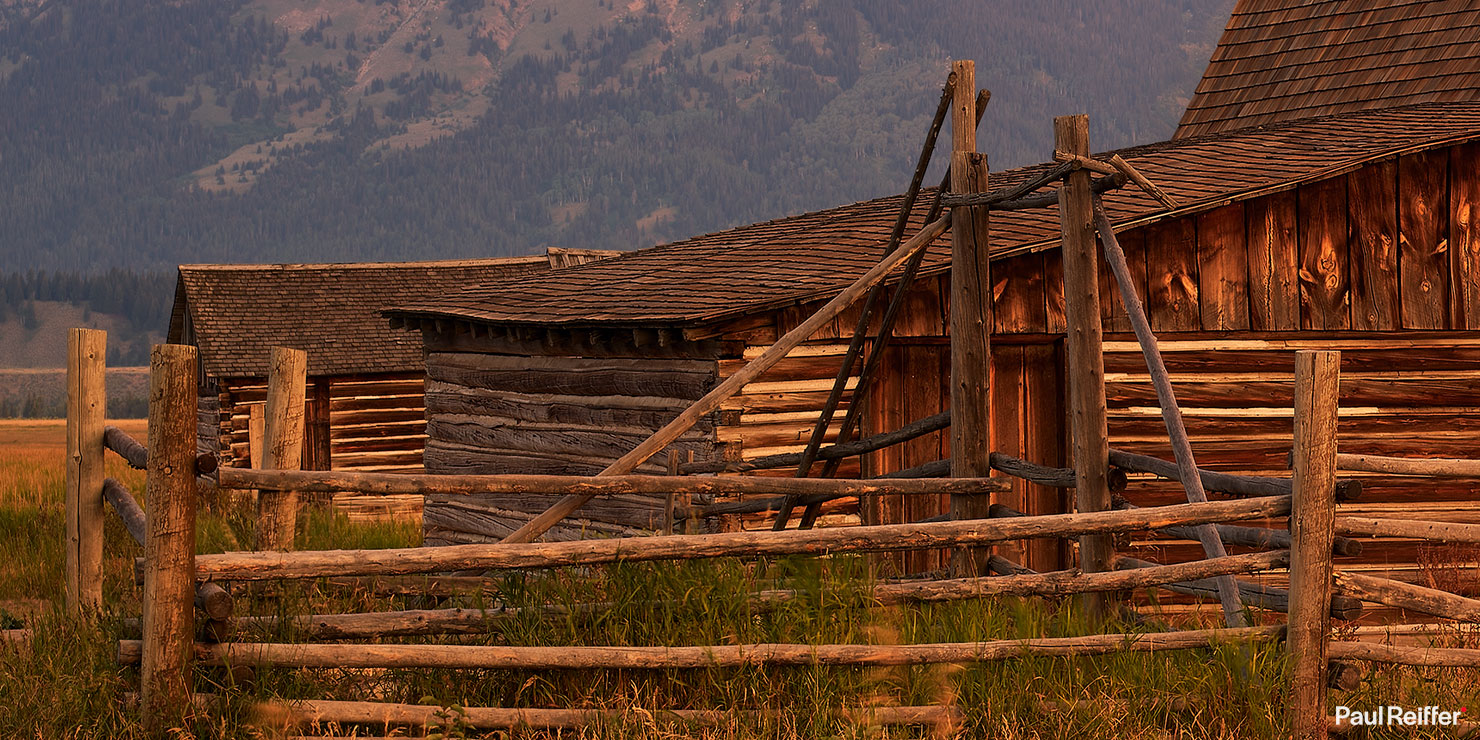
1055;115;1113;615
258;347;307;550
66;328;107;615
140;344;198;734
1288;350;1340;740
948;60;995;575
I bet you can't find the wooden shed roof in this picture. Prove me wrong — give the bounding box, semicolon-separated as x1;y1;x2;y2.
1176;0;1480;139
170;250;616;378
388;102;1480;331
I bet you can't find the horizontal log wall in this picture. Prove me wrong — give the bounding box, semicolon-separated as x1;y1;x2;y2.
219;373;426;519
420;337;723;544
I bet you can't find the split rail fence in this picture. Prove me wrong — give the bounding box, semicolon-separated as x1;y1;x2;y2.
55;63;1480;738
70;329;1466;738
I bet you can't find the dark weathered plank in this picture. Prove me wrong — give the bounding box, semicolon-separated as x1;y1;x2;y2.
1298;177;1350;330
1246;192;1301;331
1346;160;1399;331
990;346;1026;567
1400;149;1451;329
1043;252;1067;334
1195;203;1250;331
424;383;699;431
427;417;709;461
1451;142;1480;329
1106;376;1480;408
1023;341;1067;571
1099;229;1146;333
1144;218;1200;332
427;353;717;400
991;252;1048;334
905;344;947;571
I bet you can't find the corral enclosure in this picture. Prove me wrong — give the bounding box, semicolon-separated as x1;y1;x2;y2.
390;103;1480;593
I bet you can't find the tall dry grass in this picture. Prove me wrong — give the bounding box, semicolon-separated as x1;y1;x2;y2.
0;419;1475;738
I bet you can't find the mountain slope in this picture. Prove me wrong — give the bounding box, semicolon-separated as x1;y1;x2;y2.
0;0;1234;271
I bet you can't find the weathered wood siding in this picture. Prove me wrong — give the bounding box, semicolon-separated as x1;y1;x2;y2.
418;332;722;544
218;373;425;518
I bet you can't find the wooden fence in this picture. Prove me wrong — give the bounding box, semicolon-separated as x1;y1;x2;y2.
58;66;1480;737
69;325;1454;737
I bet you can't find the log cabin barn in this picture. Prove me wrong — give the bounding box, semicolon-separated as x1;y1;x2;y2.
386;1;1480;594
167;249;615;516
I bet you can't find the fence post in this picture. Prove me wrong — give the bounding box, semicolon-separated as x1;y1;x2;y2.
1288;349;1339;740
258;347;307;550
947;60;995;575
140;344;198;734
1055;114;1112;615
65;328;107;614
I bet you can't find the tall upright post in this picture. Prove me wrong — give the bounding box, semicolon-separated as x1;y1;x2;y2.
65;328;107;614
258;347;307;550
948;60;994;574
1288;350;1339;740
140;344;198;734
1055;114;1113;613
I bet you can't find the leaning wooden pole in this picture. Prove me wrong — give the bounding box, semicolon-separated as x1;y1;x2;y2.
1288;349;1340;740
777;74;957;530
258;347;307;551
949;60;995;573
65;328;107;614
502;215;953;543
140;344;199;735
1055;116;1112;612
1092;202;1246;627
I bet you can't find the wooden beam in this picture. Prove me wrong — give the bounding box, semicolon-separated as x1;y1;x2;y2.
1333;570;1480;621
778;73;957;529
1057;116;1112;610
1107;154;1179;209
65;328;107;614
1335;515;1480;543
221;551;1285;640
257;699;962;730
950;76;994;574
1117;557;1361;620
1287;350;1340;740
189;496;1289;581
1334;452;1480;477
258;347;306;551
1093;204;1246;627
1327;641;1480;668
220;468;1004;498
140;344;199;735
118;625;1285;669
501;215;953;543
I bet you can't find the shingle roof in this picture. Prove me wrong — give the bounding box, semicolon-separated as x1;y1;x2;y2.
1176;0;1480;139
389;102;1480;330
171;257;554;378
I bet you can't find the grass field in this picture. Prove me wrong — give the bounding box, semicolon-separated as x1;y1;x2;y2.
1;420;1477;738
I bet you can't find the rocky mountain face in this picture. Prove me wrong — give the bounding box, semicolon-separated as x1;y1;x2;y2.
0;0;1232;272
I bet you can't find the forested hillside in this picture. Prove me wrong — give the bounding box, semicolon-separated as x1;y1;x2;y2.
0;0;1233;274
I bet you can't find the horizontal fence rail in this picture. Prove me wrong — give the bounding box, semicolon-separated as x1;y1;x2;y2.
184;496;1291;581
217;468;1010;497
118;625;1287;670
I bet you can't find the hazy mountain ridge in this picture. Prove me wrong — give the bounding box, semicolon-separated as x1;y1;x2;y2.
0;0;1233;273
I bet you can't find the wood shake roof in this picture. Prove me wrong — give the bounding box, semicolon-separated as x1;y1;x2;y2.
1176;0;1480;139
388;102;1480;330
171;254;587;378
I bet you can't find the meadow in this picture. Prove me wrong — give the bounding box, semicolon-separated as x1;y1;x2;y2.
0;419;1476;738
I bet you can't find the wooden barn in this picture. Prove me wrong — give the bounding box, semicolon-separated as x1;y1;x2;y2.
167;249;615;515
385;2;1480;589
